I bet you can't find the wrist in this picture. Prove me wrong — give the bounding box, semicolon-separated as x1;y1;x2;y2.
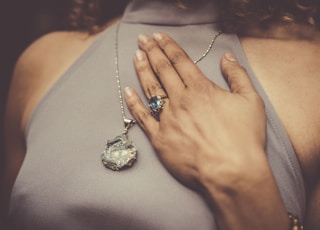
198;147;269;195
198;149;291;229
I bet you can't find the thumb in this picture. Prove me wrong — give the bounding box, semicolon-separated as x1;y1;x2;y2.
221;52;256;95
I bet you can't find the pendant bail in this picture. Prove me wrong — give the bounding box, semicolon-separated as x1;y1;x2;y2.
123;117;136;134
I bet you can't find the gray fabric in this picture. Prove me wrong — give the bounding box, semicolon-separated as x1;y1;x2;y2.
9;0;306;229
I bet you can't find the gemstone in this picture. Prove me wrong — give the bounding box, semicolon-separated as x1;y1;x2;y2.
101;134;137;171
148;95;164;112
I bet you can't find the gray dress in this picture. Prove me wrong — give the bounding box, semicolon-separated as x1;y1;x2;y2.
9;0;306;229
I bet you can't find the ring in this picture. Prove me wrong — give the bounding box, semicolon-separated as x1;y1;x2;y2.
148;95;168;118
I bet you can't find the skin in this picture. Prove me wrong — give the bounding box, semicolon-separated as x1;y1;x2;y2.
125;35;288;229
125;26;320;229
2;6;320;230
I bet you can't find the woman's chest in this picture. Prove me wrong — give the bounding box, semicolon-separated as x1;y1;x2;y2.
241;38;320;195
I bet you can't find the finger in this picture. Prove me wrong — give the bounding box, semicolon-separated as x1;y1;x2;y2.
124;87;159;137
221;52;258;95
134;50;167;99
138;34;185;97
153;32;206;86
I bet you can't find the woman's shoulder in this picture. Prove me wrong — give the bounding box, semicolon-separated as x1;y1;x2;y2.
2;30;101;213
6;18;119;135
8;30;98;131
18;30;96;68
15;30;97;84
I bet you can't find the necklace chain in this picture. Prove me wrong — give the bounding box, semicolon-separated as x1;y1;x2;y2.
194;30;222;64
114;23;127;126
102;23;222;171
114;23;221;129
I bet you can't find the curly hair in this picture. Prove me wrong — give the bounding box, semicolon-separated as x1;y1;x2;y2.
68;0;130;33
68;0;320;33
217;0;320;32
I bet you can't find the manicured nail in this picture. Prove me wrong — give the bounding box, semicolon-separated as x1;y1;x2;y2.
225;52;237;62
124;87;133;98
135;50;145;61
153;32;163;41
138;34;149;44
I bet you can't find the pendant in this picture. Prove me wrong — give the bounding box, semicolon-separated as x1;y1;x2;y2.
101;118;137;171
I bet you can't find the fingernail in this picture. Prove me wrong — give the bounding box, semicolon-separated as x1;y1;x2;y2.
135;50;144;61
225;52;237;62
124;87;133;98
138;34;149;44
153;32;163;41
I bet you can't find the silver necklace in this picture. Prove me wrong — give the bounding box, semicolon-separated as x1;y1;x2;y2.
101;23;221;171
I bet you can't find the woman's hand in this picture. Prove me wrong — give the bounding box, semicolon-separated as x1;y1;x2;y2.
125;32;268;190
125;32;290;229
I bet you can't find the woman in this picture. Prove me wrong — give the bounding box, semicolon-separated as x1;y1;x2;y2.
2;0;319;229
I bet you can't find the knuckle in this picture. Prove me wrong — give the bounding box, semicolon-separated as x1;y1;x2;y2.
233;84;246;94
158;36;172;48
238;65;249;76
135;63;149;74
170;50;188;65
147;82;163;95
230;65;247;78
126;96;139;108
226;67;238;78
224;62;245;75
136;110;152;129
190;78;209;92
178;94;193;111
138;109;152;122
224;69;237;83
144;42;158;52
151;132;166;151
154;59;172;75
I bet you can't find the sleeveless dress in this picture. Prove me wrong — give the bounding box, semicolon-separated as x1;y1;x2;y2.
9;1;306;229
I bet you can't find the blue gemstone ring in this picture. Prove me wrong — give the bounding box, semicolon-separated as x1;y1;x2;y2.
148;95;168;118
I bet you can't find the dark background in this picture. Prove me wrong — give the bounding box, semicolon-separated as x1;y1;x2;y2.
1;1;130;227
1;1;127;227
1;0;67;120
1;1;67;146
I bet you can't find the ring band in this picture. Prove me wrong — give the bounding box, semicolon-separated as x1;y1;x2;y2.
148;95;168;118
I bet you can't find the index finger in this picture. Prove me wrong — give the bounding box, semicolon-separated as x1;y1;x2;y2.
138;34;185;97
153;32;206;86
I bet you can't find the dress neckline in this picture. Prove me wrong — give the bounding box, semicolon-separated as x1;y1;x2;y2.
122;0;218;25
